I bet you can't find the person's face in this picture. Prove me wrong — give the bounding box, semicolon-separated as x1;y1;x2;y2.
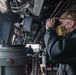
55;18;72;36
59;19;71;29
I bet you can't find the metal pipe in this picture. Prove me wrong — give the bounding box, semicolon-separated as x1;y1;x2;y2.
54;0;70;17
63;0;72;11
50;0;63;18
